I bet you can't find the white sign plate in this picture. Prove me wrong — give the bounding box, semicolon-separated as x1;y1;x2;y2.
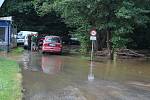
90;36;96;40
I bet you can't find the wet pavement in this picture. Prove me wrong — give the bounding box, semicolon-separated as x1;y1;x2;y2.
20;51;150;100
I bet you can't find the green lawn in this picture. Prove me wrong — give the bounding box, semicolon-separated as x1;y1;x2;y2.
10;47;24;54
0;57;22;100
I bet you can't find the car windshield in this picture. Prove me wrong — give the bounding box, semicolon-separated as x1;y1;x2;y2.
45;37;60;43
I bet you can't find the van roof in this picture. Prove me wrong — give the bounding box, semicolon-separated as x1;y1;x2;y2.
17;31;38;34
19;31;37;32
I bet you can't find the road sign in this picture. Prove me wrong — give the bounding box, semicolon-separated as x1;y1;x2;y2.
90;36;96;40
90;30;97;36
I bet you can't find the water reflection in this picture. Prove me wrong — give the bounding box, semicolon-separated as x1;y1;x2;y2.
22;51;150;82
22;51;42;72
41;55;63;74
94;59;150;82
88;60;94;81
22;51;63;74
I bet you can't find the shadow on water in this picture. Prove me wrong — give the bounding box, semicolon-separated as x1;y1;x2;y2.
20;51;150;100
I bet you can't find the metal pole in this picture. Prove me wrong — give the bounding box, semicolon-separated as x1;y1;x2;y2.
90;40;94;67
91;41;94;61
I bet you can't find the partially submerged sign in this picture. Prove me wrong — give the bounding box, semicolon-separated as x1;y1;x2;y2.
90;29;97;40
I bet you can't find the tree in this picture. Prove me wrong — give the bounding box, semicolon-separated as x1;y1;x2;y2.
1;0;149;58
34;0;150;58
0;0;70;34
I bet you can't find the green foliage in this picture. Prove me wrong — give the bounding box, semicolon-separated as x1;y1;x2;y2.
33;0;55;16
0;0;69;34
50;0;149;51
75;25;91;54
1;0;150;52
0;58;22;100
128;23;150;49
112;34;128;49
50;0;93;53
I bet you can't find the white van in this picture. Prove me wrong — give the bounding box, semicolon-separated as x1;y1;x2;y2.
16;31;37;45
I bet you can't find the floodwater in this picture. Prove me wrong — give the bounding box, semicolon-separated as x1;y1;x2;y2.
21;51;150;100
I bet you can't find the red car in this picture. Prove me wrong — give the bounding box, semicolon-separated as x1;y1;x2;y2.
42;36;62;54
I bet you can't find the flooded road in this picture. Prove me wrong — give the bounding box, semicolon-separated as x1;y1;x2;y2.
21;51;150;100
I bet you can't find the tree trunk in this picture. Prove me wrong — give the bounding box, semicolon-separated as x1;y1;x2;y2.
96;32;102;51
106;30;114;60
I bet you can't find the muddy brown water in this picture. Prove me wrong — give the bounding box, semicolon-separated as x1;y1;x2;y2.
20;51;150;100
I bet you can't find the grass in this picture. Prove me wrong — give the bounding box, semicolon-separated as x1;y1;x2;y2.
0;57;22;100
10;47;24;55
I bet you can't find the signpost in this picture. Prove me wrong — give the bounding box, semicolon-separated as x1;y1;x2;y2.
88;29;97;81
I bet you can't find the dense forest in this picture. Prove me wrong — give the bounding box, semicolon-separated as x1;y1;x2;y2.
0;0;150;58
